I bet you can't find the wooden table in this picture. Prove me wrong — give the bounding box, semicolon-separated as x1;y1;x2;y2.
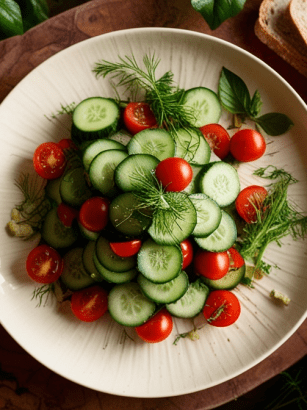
1;0;307;408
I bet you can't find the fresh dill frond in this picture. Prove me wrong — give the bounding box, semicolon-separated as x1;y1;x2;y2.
31;284;55;307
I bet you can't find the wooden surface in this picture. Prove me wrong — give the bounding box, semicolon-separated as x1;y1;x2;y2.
1;0;307;408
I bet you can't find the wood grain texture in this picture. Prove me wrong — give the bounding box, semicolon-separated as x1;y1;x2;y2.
1;0;307;408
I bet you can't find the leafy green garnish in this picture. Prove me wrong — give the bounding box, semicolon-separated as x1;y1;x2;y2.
32;283;54;307
218;67;294;135
191;0;246;30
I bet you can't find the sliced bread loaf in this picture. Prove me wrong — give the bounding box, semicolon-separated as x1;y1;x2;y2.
255;0;307;77
289;0;307;45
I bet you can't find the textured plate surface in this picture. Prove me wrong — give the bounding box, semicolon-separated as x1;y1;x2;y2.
0;28;307;398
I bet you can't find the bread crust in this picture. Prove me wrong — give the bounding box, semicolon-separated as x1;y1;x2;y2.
289;0;307;45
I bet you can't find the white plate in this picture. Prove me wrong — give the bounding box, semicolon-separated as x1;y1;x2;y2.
0;28;307;398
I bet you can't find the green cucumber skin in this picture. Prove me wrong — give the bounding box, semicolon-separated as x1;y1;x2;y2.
201;264;246;290
61;248;96;291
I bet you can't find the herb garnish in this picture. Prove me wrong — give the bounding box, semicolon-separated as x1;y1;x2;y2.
218;67;294;136
239;166;307;278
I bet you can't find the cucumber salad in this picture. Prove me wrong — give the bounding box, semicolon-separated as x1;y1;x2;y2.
8;54;306;344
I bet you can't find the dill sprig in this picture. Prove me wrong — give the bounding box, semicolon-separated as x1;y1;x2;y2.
93;53;194;130
31;284;55;307
240;166;307;272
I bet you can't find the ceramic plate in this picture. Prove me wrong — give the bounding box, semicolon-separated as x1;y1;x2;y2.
0;28;307;398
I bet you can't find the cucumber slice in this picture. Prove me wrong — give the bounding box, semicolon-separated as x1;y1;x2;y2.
78;221;100;241
109;192;152;236
82;241;102;282
108;129;132;146
61;247;96;290
71;97;120;146
45;177;62;205
198;161;240;207
137;270;189;304
148;192;197;245
82;139;126;172
182;87;221;127
174;127;211;165
60;166;92;207
183;164;203;194
108;282;156;326
95;235;136;273
41;208;78;249
127;128;175;161
93;252;137;284
166;279;209;318
189;193;222;238
201;264;246;290
137;238;182;283
88;149;128;197
114;154;159;192
194;210;237;252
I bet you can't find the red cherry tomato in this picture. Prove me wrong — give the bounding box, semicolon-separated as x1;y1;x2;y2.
78;197;109;232
33;142;66;180
230;128;266;162
235;185;268;223
26;244;64;284
227;247;245;269
58;138;78;150
70;285;108;322
135;308;173;343
203;290;241;327
57;203;79;227
194;249;230;280
109;240;142;258
199;123;231;159
123;102;157;135
155;157;193;192
180;239;194;270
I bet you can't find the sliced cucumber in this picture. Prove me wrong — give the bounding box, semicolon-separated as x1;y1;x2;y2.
95;235;136;273
108;129;132;146
82;241;102;282
45;177;62;205
174;127;211;165
137;238;182;283
109;192;152;236
137;270;189;304
194;210;237;252
189;193;222;238
78;221;100;241
82;139;126;172
127;128;175;161
166;278;209;318
183;164;203;194
60;166;92;207
93;252;137;284
114;154;159;192
108;282;156;326
61;247;96;290
71;97;120;146
198;161;240;207
182;87;221;127
148;192;197;245
41;207;78;249
88;149;128;197
201;264;246;290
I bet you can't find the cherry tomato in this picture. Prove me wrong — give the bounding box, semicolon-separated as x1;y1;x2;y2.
135;308;173;343
203;290;241;327
180;239;194;270
235;185;268;223
78;197;109;232
227;247;245;269
70;285;108;322
58;138;78;150
123;102;157;135
109;240;142;258
57;203;79;227
26;244;64;284
33;142;66;180
155;157;193;192
230;128;266;162
194;249;229;280
199;123;231;159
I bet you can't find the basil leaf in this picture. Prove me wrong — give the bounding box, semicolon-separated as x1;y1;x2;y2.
218;67;251;114
0;0;23;37
191;0;246;30
15;0;48;31
255;113;294;136
249;90;262;118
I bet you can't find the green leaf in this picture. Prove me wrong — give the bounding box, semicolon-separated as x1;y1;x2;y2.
255;113;294;136
15;0;48;31
0;0;24;37
249;89;262;118
218;67;251;114
191;0;246;30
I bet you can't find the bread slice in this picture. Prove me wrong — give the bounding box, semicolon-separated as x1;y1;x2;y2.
289;0;307;45
255;0;307;77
